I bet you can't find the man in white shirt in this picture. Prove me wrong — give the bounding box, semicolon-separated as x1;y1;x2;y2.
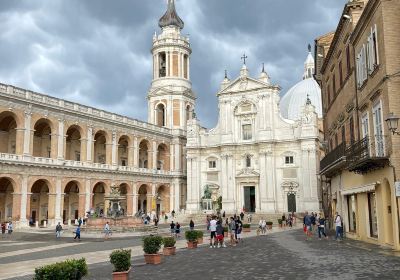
335;212;343;241
209;216;217;248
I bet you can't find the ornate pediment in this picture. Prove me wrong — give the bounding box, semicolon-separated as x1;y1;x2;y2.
218;77;275;96
236;168;260;178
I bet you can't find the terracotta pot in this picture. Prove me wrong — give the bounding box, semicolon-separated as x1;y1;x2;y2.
267;224;273;230
243;228;251;233
197;237;203;244
112;268;131;280
187;241;198;249
163;246;176;256
144;253;162;264
279;224;283;228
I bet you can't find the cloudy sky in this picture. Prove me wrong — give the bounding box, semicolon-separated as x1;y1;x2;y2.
0;0;346;128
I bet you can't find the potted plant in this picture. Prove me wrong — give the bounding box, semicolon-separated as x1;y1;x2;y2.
34;258;88;280
223;226;229;237
162;237;176;256
242;224;251;232
278;219;283;228
110;249;131;280
196;230;204;244
266;221;273;230
142;235;163;264
185;230;198;249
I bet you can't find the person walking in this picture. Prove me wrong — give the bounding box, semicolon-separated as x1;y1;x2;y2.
222;211;226;218
7;222;13;236
189;219;195;231
175;222;181;238
317;213;328;240
240;212;244;221
209;216;217;248
215;220;226;248
229;217;236;246
261;219;267;235
73;225;81;241
303;212;312;240
310;212;316;232
1;222;6;236
104;222;111;240
171;210;175;218
335;212;343;241
56;222;63;239
170;221;175;236
288;214;293;228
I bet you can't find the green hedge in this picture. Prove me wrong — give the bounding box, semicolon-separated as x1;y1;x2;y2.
185;230;198;242
243;224;251;228
110;249;131;272
34;258;88;280
196;230;204;238
163;237;176;248
266;221;273;225
143;235;163;254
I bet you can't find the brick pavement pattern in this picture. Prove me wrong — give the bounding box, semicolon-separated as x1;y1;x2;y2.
86;229;400;280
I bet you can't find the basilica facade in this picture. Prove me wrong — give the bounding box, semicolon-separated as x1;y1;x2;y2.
186;62;321;214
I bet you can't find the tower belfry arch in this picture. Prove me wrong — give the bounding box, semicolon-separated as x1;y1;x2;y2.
148;0;196;130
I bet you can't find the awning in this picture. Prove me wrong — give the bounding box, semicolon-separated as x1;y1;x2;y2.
341;182;379;195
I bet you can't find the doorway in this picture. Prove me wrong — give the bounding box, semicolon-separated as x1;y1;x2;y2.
244;187;256;212
287;193;296;212
31;210;36;223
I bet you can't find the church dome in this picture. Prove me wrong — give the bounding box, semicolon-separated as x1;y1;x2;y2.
159;0;184;30
280;47;322;120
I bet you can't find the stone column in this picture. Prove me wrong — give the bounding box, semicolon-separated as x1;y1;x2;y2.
187;56;190;80
111;130;117;166
50;133;58;159
86;126;93;162
47;193;57;226
169;144;174;171
133;137;138;168
20;176;28;225
55;178;62;223
23;111;32;156
57;119;65;160
15;128;25;155
174;143;181;171
12;193;21;222
25;193;32;221
152;140;157;169
128;146;134;167
85;180;91;212
166;51;170;77
78;194;86;218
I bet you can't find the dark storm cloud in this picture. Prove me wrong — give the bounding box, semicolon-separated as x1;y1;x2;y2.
0;0;346;128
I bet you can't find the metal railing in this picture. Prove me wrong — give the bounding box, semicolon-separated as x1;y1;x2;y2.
320;142;346;172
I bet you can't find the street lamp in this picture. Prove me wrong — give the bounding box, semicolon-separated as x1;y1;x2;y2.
385;112;400;135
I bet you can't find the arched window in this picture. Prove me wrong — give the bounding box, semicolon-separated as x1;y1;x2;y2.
156;104;166;127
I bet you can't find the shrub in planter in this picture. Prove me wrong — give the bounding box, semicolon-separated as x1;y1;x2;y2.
143;235;163;264
242;223;251;232
34;258;88;280
163;237;176;256
266;221;273;230
185;230;198;249
223;226;229;237
110;249;131;280
196;230;204;244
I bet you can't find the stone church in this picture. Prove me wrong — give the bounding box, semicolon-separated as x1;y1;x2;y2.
0;0;321;227
186;60;321;214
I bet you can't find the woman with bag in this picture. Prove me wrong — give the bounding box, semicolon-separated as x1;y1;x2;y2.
317;213;328;240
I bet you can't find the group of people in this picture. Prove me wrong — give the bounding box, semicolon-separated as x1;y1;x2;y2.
1;221;13;236
169;221;181;237
303;211;342;241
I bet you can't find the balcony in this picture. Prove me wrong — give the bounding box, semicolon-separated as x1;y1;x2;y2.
320;142;347;177
346;136;390;174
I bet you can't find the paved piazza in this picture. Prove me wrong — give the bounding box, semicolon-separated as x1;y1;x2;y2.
1;226;400;280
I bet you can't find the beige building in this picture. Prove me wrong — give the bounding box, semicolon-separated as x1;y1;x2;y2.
0;0;190;228
318;0;400;250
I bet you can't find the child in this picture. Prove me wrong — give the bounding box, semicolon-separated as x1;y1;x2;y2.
215;220;226;248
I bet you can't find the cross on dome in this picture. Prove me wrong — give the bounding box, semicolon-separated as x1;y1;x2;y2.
241;53;248;65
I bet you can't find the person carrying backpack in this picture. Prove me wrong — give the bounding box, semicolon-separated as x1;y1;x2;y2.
335;212;343;241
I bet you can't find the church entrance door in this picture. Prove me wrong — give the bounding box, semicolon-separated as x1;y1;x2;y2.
287;193;296;212
244;187;256;212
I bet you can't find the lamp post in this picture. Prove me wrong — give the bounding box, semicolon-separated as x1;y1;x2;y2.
385;113;400;135
385;112;400;248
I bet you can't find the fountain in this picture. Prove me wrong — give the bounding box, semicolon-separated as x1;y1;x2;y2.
85;185;142;230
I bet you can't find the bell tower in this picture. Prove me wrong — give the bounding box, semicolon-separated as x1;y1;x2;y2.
148;0;196;130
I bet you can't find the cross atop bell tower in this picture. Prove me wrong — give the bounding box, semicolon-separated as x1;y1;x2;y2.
147;0;196;130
